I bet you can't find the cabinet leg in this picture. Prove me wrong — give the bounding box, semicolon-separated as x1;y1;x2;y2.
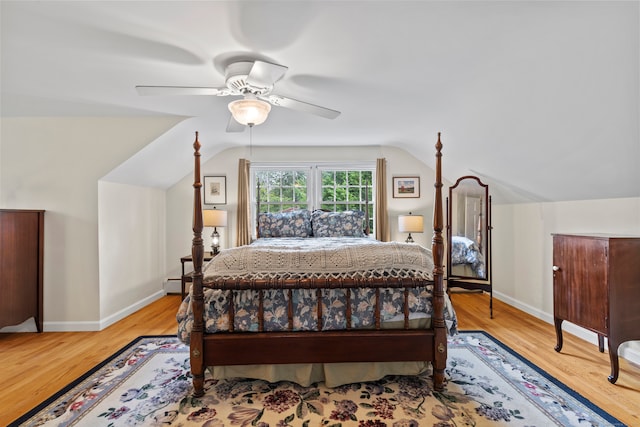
597;334;605;353
607;341;620;384
554;317;564;352
489;292;493;319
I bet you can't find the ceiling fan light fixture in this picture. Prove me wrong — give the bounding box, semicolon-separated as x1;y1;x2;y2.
228;94;271;126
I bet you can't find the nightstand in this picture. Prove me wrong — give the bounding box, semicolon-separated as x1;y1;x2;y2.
180;252;215;300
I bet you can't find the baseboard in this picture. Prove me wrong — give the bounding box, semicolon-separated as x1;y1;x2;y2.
44;290;166;332
493;291;640;367
164;278;182;295
99;290;166;330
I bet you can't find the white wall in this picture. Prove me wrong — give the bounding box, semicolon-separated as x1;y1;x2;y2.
0;116;181;330
98;181;166;326
493;197;640;363
165;144;443;280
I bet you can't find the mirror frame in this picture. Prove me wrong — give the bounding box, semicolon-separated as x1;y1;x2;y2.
446;175;491;283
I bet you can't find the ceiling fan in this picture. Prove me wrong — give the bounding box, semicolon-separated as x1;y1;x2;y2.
136;60;341;132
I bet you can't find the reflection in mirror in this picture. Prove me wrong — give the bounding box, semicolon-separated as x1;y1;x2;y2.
449;178;487;280
447;175;493;317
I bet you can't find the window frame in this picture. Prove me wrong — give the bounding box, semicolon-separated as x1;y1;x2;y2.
250;161;376;236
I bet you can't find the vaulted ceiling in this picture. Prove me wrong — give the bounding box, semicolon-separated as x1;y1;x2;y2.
2;1;638;203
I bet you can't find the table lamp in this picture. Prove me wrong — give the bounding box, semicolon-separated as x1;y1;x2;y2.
203;208;228;254
398;212;423;243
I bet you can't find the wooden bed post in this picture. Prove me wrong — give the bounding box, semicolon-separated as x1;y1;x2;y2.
431;132;447;391
191;131;206;397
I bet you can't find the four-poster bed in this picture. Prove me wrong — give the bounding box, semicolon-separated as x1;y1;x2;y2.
178;132;452;397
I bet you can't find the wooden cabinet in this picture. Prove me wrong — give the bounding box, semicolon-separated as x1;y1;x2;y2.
552;233;640;383
0;209;45;332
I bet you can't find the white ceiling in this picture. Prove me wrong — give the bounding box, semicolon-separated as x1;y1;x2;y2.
2;1;638;203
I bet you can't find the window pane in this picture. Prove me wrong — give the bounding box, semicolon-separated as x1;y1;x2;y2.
282;187;293;201
294;174;306;187
321;171;334;185
362;171;372;185
294;187;306;202
268;188;281;201
322;187;335;201
348;187;360;201
348;171;360;185
282;171;294;186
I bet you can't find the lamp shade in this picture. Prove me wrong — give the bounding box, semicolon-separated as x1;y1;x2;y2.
203;209;228;227
228;94;271;126
398;214;423;233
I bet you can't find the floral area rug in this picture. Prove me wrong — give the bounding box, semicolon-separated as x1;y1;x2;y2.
10;331;625;426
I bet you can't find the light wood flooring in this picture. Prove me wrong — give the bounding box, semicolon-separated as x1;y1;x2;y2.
1;293;638;426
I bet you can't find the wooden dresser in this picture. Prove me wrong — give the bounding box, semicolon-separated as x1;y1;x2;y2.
0;209;45;332
552;233;640;383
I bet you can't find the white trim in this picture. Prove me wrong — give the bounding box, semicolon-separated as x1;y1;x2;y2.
44;320;102;332
251;161;375;169
493;290;640;366
44;290;166;332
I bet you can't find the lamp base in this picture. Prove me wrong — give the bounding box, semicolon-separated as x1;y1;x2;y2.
211;228;220;255
405;233;415;243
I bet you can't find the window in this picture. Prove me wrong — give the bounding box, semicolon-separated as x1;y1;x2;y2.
255;169;309;213
319;168;373;232
251;162;375;235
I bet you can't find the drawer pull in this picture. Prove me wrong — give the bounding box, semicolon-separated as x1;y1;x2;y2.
552;265;561;272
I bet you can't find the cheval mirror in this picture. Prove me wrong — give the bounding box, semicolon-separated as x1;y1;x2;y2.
446;175;493;317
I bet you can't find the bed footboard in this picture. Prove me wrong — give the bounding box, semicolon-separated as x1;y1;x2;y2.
203;330;436;366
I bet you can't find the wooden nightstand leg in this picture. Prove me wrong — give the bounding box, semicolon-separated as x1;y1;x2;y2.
181;260;187;300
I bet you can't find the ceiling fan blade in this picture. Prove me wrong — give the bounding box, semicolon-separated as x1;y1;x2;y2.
226;115;246;133
135;86;229;96
246;61;288;88
263;94;341;119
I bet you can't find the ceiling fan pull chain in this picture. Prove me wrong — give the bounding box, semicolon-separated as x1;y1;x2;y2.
249;124;254;159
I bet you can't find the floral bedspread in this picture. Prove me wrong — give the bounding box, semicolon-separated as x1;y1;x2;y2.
176;237;458;343
450;235;485;277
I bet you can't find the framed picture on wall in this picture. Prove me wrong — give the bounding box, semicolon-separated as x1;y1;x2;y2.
393;176;420;198
203;176;227;205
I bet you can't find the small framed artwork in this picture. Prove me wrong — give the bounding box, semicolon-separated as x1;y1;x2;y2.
393;176;420;198
203;176;227;205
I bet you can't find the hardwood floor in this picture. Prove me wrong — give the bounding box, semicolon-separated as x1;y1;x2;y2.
452;291;639;427
1;292;638;426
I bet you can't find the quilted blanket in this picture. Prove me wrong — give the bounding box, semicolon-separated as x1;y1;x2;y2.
203;237;435;282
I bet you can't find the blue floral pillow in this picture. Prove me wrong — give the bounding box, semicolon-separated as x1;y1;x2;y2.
257;210;312;238
311;210;366;237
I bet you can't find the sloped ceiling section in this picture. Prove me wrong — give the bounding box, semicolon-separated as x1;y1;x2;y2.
1;1;638;203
